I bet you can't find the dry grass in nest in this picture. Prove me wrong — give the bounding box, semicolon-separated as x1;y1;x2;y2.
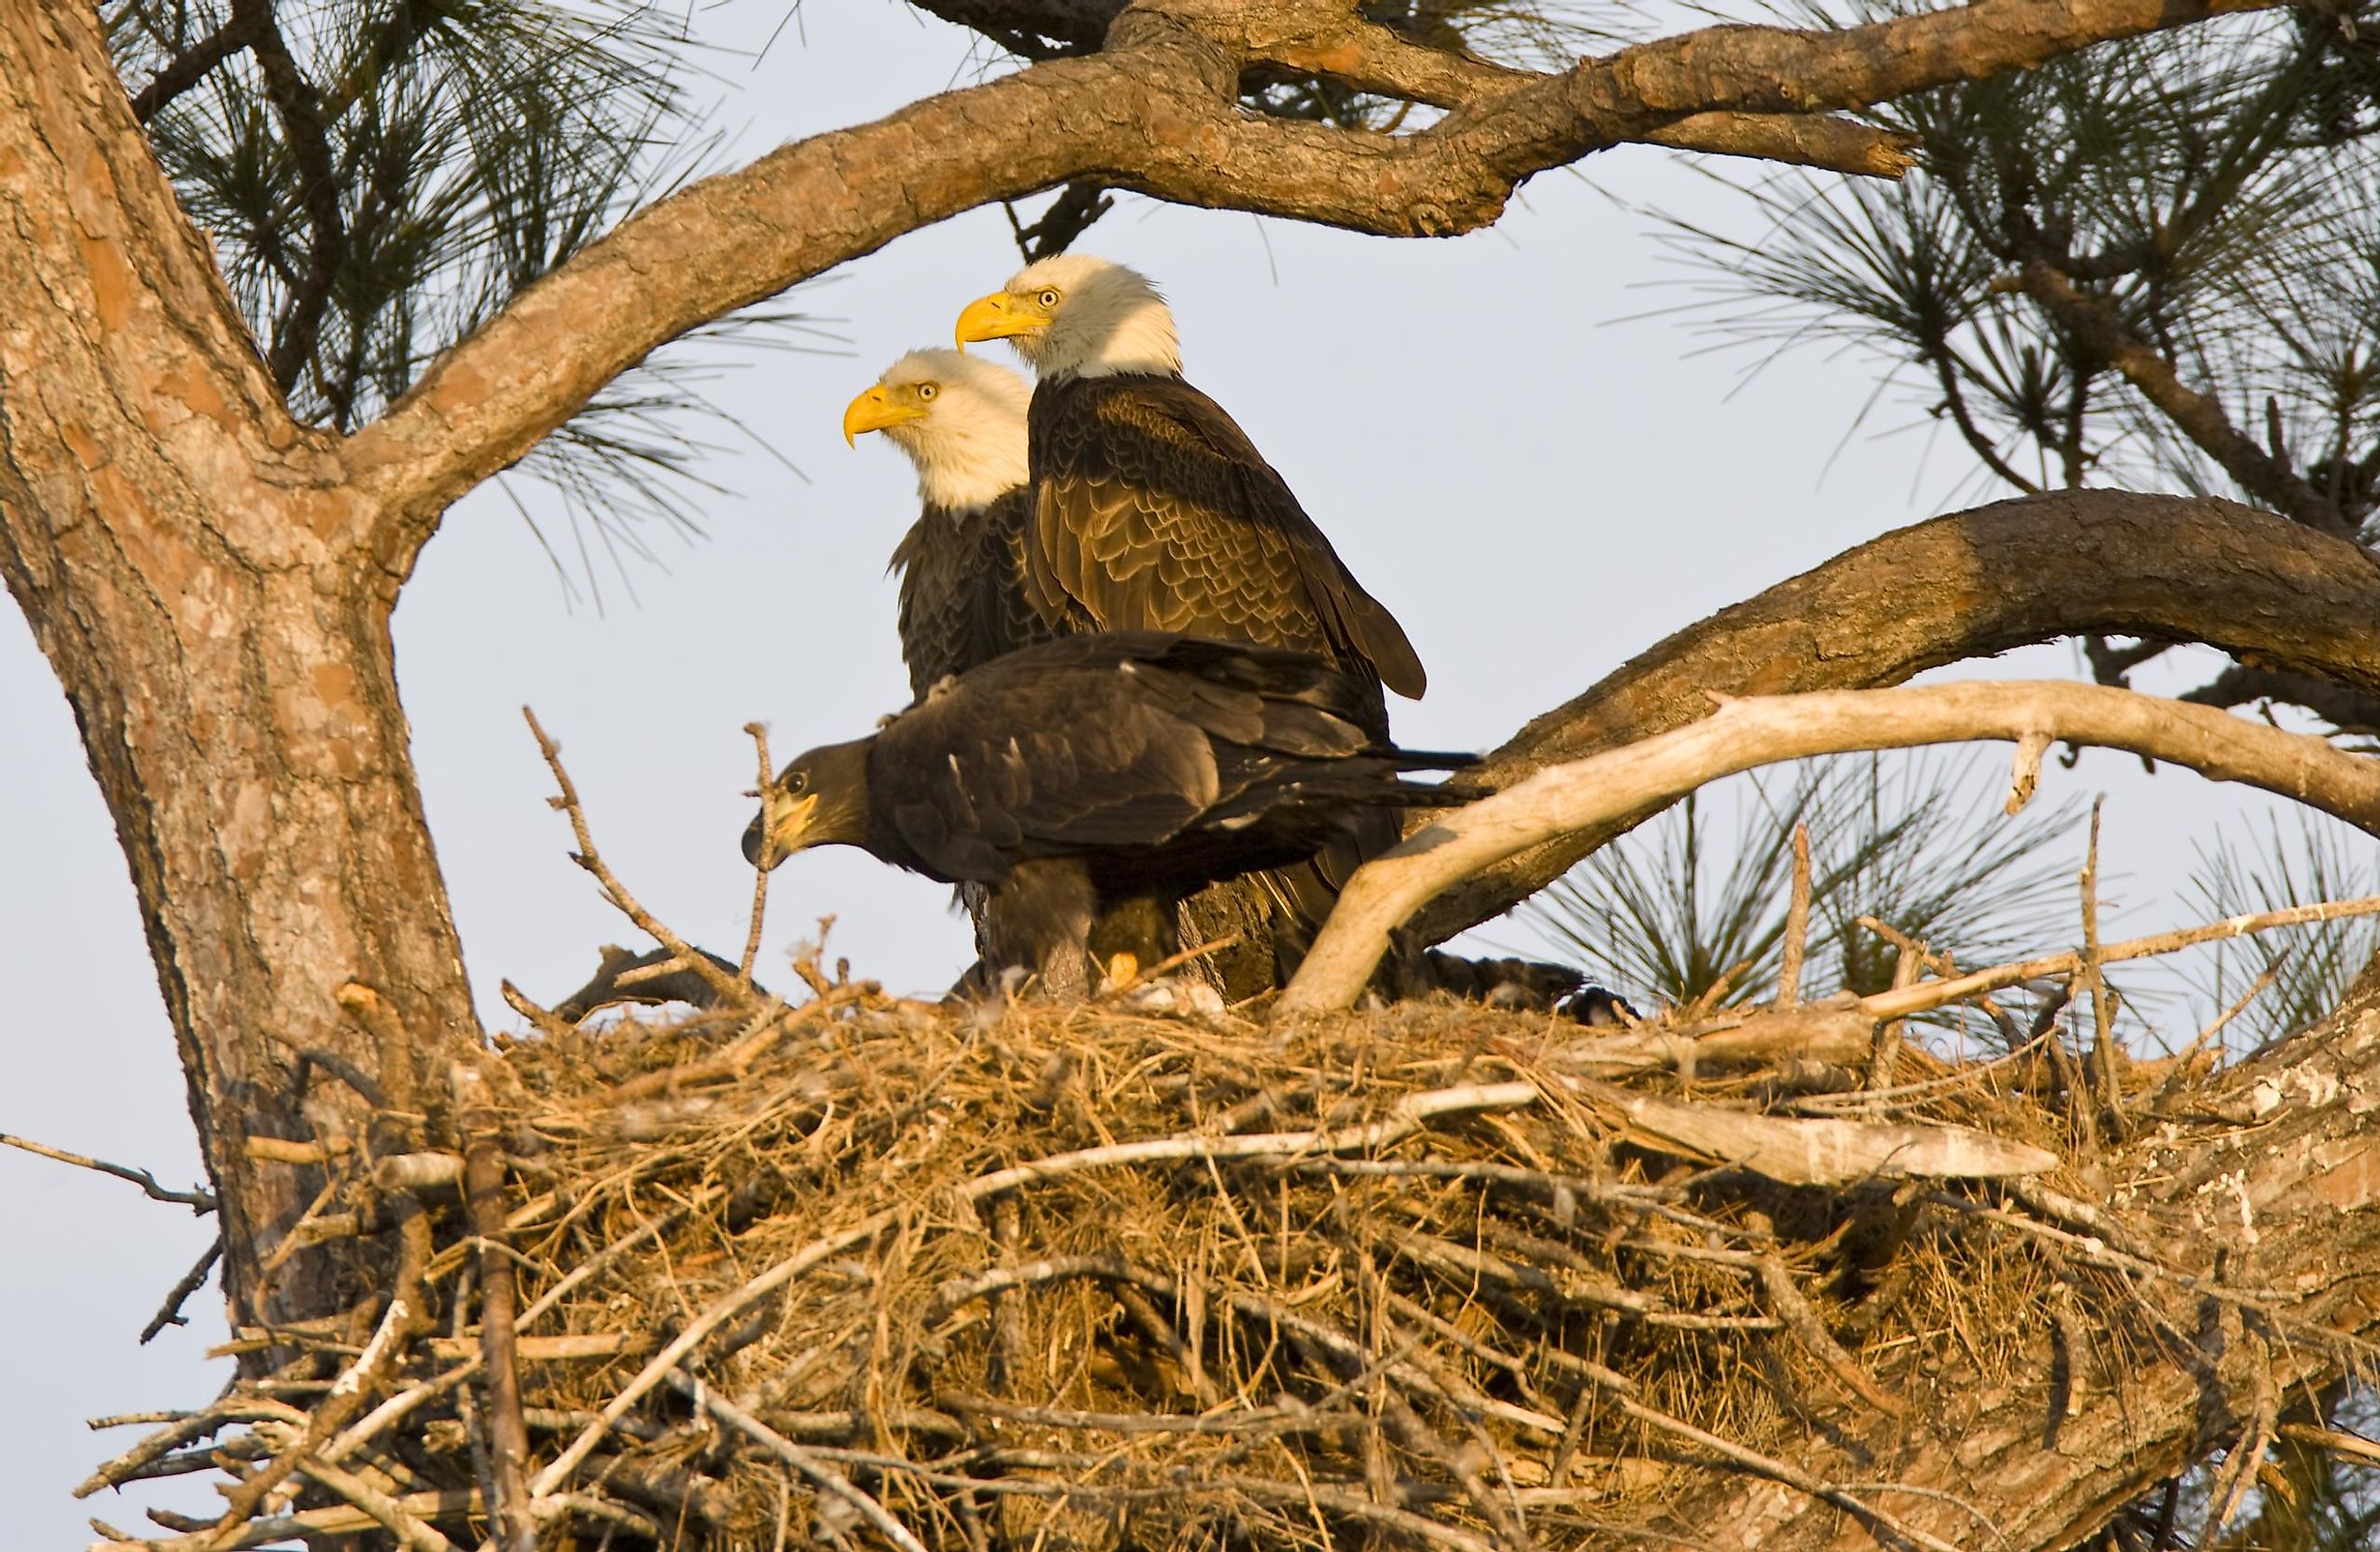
87;971;2212;1552
78;724;2369;1552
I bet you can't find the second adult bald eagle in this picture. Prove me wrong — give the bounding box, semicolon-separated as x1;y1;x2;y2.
842;349;1075;697
743;633;1470;996
955;254;1425;726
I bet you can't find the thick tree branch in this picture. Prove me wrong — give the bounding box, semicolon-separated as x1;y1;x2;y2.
1280;680;2380;1013
2015;261;2349;537
1256;14;1918;173
1407;492;2380;945
343;0;2271;570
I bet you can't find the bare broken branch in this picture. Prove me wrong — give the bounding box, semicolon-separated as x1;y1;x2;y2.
1281;680;2380;1013
0;1133;216;1214
521;708;750;1011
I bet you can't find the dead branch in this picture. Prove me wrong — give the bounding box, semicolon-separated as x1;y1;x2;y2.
291;1458;455;1552
521;708;751;1011
1;1133;216;1213
1280;680;2380;1013
1858;895;2380;1024
139;1240;224;1345
455;1064;535;1552
87;1492;481;1551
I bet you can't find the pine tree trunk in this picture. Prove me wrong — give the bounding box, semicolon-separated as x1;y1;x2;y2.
0;7;479;1335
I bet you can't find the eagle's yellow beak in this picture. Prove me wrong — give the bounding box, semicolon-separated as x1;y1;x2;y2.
842;385;924;446
956;291;1039;349
743;791;819;868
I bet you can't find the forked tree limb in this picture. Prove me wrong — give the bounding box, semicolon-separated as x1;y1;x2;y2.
2013;262;2345;537
1278;680;2380;1014
1405;491;2380;947
341;0;2274;558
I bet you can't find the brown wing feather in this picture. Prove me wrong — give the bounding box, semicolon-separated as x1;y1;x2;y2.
1027;374;1426;702
892;487;1071;699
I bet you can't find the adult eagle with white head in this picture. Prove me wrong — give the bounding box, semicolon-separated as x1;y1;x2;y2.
953;253;1425;730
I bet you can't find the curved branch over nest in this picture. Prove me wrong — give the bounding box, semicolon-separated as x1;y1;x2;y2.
343;0;2275;565
1405;491;2380;946
1280;678;2380;1013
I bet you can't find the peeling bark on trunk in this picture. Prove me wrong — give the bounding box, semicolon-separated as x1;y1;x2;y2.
0;8;478;1334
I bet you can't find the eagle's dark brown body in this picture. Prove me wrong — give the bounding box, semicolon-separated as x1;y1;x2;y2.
889;486;1070;698
1024;372;1424;722
1012;371;1431;990
746;634;1470;994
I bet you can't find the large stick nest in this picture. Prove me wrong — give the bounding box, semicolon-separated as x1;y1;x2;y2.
91;964;2220;1552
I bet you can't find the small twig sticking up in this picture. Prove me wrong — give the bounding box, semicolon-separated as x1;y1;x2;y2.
2148;961;2281;1114
499;979;577;1039
742;721;776;983
0;1133;216;1213
521;707;746;1009
140;1239;224;1344
2078;800;2132;1143
1777;823;1812;1010
455;1064;536;1552
1866;934;1923;1090
2006;730;2052;813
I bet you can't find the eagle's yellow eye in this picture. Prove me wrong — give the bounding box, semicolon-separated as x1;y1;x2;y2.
1037;289;1060;308
916;382;938;400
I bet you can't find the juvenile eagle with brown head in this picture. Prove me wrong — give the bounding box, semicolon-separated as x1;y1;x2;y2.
743;634;1471;996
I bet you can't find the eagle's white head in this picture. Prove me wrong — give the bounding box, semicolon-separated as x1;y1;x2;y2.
953;254;1183;380
840;348;1030;513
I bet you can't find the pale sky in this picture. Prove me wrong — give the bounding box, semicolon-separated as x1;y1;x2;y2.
4;6;2360;1540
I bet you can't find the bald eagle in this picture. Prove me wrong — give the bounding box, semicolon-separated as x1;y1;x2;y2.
953;254;1425;722
842;349;1077;697
742;633;1470;996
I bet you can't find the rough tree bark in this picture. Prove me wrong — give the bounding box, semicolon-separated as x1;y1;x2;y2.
1414;492;2380;944
0;0;2343;1382
0;12;481;1332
